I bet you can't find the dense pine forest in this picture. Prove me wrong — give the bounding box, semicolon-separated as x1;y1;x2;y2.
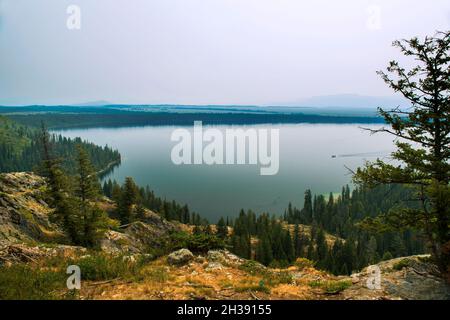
103;174;426;276
226;185;426;275
0;115;121;175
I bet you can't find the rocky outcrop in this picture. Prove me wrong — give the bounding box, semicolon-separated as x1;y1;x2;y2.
0;172;64;244
207;249;246;267
345;255;450;300
0;242;87;266
167;249;194;266
100;216;178;254
0;172;180;258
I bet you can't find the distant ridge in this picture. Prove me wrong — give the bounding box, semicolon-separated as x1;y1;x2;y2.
277;94;410;109
71;100;112;107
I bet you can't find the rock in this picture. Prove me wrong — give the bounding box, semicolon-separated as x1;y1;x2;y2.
345;255;450;300
0;243;46;265
100;230;141;254
0;172;181;255
195;255;206;263
122;220;176;251
0;243;86;266
206;262;224;271
167;249;194;266
0;172;65;244
207;250;225;262
351;275;360;284
207;249;245;267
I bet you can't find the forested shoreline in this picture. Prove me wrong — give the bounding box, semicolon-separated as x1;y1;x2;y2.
0;115;121;175
6;112;385;130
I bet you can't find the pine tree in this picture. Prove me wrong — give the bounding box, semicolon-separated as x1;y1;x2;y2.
74;145;107;246
39;123;80;244
217;217;228;239
354;31;450;274
315;228;328;268
366;236;378;265
302;190;313;223
118;177;138;224
282;230;295;262
293;224;305;257
256;234;273;265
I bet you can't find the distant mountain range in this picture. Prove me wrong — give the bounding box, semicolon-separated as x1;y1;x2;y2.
1;94;409;110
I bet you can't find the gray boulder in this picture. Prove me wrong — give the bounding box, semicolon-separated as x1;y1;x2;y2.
167;248;194;266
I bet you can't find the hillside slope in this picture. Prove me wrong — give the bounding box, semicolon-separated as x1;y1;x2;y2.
0;172;448;300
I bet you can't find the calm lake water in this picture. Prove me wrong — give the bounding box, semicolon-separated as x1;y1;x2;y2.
56;124;396;221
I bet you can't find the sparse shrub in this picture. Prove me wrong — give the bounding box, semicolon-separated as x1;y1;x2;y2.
73;253;141;281
170;232;226;253
238;260;266;275
382;251;393;261
294;257;315;270
264;271;293;286
308;280;352;294
239;261;292;287
145;266;171;283
0;264;67;300
393;258;412;271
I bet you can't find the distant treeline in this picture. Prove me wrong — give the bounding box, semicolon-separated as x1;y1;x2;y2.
0;116;121;175
8;112;385;129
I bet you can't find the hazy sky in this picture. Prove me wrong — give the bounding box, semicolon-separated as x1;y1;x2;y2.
0;0;449;106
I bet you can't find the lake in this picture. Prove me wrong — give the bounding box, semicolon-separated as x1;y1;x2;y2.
56;124;396;222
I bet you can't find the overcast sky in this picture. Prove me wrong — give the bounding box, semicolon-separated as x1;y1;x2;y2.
0;0;449;106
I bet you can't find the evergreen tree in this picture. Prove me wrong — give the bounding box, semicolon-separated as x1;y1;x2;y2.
354;31;450;274
39;123;80;244
217;217;228;239
282;230;295;262
302;190;313;223
118;177;138;224
256;235;273;265
74;145;108;246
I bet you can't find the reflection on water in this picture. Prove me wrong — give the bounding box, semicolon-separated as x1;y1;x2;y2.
55;124;396;221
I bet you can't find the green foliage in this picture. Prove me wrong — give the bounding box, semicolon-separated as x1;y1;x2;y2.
238;261;292;289
7;111;385;131
117;177;139;224
0;116;120;175
230;183;425;276
294;257;315;270
40;125;110;247
216;217;228;239
382;251;393;261
392;258;413;271
308;279;352;294
169;232;226;254
73;253;143;281
239;260;267;275
0;264;67;300
103;178;195;225
353;31;450;273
